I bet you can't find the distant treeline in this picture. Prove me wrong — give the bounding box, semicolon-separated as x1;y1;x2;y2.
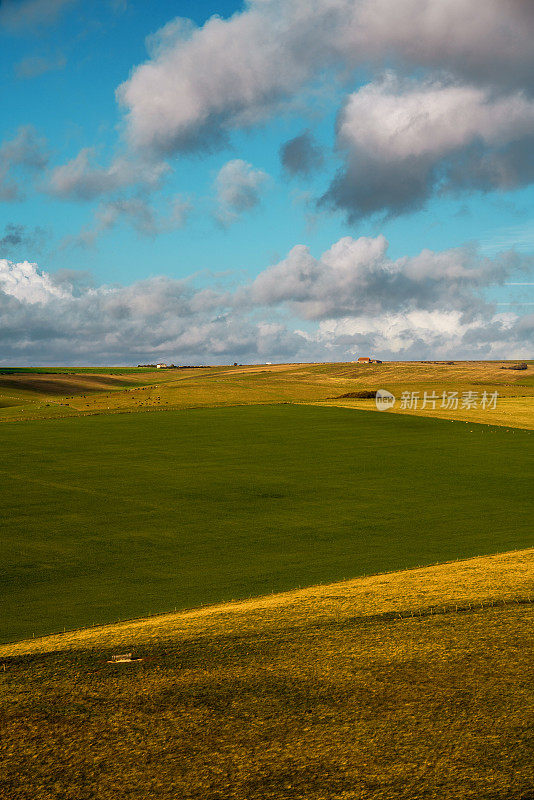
336;390;378;399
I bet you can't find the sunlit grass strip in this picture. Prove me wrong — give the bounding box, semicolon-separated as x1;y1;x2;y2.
2;548;531;658
308;396;534;429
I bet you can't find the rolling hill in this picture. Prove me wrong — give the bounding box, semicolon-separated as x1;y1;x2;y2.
1;550;532;800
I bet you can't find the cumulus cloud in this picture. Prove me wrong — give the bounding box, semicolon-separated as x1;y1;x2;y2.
313;310;528;361
322;76;534;220
0;0;76;31
0;258;301;365
0;259;69;304
349;0;534;92
117;0;534;156
214;159;270;225
117;7;310;153
246;234;528;320
48;148;169;201
280;131;324;177
0;126;49;201
1;236;532;364
15;53;66;80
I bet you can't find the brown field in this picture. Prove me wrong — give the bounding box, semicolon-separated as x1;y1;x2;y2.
1;550;532;799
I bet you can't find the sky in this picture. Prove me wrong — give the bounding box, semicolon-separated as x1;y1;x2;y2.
1;0;534;365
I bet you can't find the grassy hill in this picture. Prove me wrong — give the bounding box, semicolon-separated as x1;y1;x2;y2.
1;550;532;800
1;404;532;643
0;360;533;428
1;362;532;798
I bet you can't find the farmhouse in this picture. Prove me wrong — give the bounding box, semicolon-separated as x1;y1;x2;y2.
357;357;383;364
156;363;168;369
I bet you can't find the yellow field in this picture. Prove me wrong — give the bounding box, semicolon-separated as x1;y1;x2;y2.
310;396;534;429
1;360;533;428
1;550;532;799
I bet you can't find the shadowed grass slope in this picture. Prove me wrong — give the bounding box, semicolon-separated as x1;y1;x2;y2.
1;550;532;800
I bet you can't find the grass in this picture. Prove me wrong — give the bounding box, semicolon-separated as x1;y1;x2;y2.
1;364;532;798
0;360;532;428
311;396;534;429
1;404;532;644
1;550;532;800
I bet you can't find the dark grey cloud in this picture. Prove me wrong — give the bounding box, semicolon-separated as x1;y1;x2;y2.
322;157;432;222
445;138;534;194
280;132;324;177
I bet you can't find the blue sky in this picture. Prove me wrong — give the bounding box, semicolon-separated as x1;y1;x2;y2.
1;0;533;364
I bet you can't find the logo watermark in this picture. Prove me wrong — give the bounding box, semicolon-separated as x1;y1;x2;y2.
375;389;396;411
375;389;499;411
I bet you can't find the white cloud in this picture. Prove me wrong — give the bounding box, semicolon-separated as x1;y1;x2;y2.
313;309;532;360
337;77;534;163
321;75;534;219
214;159;270;225
0;259;300;364
246;234;523;319
117;6;310;153
0;259;69;304
48;148;169;201
1;236;532;364
117;0;534;156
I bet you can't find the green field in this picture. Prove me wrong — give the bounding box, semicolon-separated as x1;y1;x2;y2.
1;404;532;643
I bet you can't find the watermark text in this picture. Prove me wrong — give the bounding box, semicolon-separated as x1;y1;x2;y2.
375;389;499;411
